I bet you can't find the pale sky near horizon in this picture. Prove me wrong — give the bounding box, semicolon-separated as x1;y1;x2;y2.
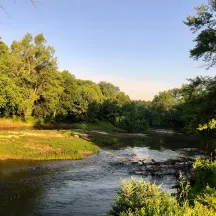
0;0;214;100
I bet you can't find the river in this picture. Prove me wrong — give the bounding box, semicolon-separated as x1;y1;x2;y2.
0;133;212;216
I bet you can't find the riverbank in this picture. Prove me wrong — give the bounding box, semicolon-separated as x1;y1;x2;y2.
0;130;99;160
0;119;124;131
0;133;208;216
0;119;206;161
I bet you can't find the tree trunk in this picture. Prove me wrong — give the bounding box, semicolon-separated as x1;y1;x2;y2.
23;87;38;121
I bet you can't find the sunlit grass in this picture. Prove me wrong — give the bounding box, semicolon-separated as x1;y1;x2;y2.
71;121;124;132
0;130;99;160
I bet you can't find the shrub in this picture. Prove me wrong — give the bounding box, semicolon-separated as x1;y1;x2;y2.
185;201;216;216
188;159;216;200
108;178;216;216
196;186;216;211
108;178;183;216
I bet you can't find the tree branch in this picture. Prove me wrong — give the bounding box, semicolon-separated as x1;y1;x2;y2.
0;0;37;15
0;4;11;17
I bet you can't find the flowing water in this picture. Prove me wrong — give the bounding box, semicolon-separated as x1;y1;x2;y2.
0;133;213;216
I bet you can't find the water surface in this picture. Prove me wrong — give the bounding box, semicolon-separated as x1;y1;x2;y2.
0;133;212;216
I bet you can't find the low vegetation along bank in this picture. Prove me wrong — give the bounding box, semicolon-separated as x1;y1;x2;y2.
0;119;123;131
0;130;99;160
0;120;148;160
109;159;216;216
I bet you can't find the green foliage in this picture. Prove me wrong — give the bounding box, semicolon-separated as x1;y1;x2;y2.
117;202;216;216
177;172;191;204
188;159;216;200
180;76;216;134
0;74;23;117
184;1;216;69
72;121;122;132
150;89;184;130
0;33;152;131
98;81;120;99
116;102;149;132
1;33;215;135
109;175;216;216
198;119;216;131
10;33;58;120
196;186;216;211
109;178;182;216
186;201;216;216
109;159;216;215
149;76;216;134
177;158;216;213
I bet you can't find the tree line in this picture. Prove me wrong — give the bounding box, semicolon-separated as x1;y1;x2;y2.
0;32;215;134
0;33;144;131
1;0;216;134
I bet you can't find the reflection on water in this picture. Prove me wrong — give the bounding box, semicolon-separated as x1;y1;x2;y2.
0;134;214;216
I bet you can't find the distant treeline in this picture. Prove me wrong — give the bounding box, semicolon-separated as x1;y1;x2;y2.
0;33;215;133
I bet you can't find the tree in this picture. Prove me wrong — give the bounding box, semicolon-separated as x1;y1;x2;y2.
184;0;216;69
0;74;23;117
151;89;183;129
180;76;216;133
98;81;120;99
116;92;130;106
72;80;103;121
10;33;58;120
56;71;78;122
0;38;23;117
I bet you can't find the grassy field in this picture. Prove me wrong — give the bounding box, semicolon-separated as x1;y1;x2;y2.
0;119;141;160
0;130;99;160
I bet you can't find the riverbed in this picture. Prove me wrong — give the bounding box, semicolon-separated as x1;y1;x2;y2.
0;133;212;216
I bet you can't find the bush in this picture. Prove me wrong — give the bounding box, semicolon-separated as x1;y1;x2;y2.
108;178;183;216
196;186;216;211
185;201;216;216
108;178;216;216
177;158;216;214
188;159;216;200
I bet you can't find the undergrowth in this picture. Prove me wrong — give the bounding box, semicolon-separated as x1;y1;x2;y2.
109;158;216;216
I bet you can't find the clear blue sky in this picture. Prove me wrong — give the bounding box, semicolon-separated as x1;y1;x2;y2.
0;0;213;100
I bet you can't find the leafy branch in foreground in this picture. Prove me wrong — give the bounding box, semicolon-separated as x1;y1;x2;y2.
109;160;216;216
184;0;216;69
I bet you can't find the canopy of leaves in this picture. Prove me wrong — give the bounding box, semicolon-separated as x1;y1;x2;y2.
0;33;215;135
184;1;216;69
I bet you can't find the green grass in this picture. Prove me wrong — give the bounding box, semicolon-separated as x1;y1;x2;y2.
0;119;124;133
71;121;124;132
90;136;119;145
0;130;99;160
